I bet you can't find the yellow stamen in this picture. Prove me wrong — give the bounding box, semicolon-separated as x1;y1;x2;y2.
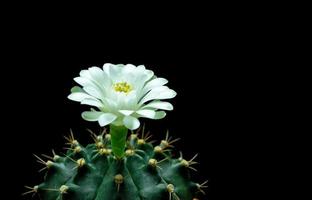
113;82;132;93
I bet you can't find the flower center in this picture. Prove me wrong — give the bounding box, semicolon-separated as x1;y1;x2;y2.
113;82;132;93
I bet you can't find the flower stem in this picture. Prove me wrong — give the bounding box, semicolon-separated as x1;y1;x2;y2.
109;124;128;158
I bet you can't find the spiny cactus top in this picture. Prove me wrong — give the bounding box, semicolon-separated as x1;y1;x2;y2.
68;64;176;130
25;129;207;200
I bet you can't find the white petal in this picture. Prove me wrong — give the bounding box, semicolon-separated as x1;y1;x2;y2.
79;70;92;79
103;63;124;76
74;77;92;86
108;64;123;82
124;92;138;108
137;65;146;70
83;86;104;99
123;64;137;74
98;113;117;127
140;86;177;104
102;98;118;111
136;109;156;119
133;65;154;83
154;111;166;119
119;110;134;116
68;92;96;102
142;101;173;110
88;67;111;87
144;69;154;82
123;115;140;130
81;111;103;121
103;63;113;74
81;98;103;108
142;78;168;94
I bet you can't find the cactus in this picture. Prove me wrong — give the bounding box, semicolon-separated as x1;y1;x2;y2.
24;64;208;199
24;128;207;200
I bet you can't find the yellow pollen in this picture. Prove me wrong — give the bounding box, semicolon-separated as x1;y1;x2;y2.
113;82;132;93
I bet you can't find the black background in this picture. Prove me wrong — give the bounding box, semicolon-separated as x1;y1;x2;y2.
1;6;268;200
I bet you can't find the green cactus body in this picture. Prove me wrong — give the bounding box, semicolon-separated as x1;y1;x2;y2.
27;130;206;200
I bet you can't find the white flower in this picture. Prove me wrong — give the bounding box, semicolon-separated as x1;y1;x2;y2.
68;63;177;130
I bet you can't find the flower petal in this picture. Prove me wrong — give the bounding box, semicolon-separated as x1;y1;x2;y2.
154;111;166;119
119;110;134;116
98;113;117;127
137;65;146;70
123;92;138;108
81;111;103;121
102;98;118;111
140;86;177;104
108;64;123;82
103;63;124;76
136;109;156;119
122;64;137;74
81;98;104;108
74;77;92;86
68;92;96;102
123;115;140;130
142;78;168;95
142;101;173;111
79;70;92;79
103;63;112;74
139;68;154;83
83;86;104;99
88;67;111;87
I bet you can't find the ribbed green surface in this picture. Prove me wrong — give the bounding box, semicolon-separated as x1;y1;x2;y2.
28;131;205;200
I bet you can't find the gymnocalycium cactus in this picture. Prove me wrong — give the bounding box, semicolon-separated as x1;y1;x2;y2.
24;64;208;200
